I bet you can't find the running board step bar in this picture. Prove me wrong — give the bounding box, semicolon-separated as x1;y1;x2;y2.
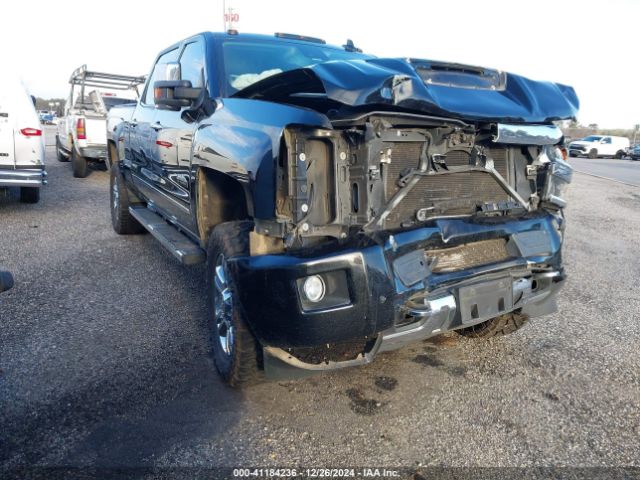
129;206;205;265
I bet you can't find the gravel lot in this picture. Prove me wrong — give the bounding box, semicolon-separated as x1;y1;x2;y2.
1;127;639;470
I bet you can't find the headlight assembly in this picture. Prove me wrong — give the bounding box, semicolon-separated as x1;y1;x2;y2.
542;150;573;208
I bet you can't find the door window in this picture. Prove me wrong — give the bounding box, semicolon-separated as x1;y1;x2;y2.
602;137;612;144
179;42;205;88
142;48;180;106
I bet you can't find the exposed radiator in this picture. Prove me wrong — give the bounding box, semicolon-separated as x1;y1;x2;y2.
382;144;510;228
426;238;512;273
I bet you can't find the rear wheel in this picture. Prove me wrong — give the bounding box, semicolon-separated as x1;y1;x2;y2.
588;148;598;159
456;312;529;338
55;136;69;162
71;148;88;178
614;150;624;159
110;164;145;234
207;221;261;387
19;187;40;204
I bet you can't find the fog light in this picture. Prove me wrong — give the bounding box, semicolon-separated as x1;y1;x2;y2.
303;275;325;303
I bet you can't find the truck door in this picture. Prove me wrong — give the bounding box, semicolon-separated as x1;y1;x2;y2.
128;48;179;211
150;40;205;234
600;137;613;156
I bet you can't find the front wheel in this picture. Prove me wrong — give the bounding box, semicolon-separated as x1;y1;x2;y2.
588;148;598;159
110;165;145;234
19;187;40;204
71;148;89;178
456;312;529;338
55;136;69;162
207;221;261;387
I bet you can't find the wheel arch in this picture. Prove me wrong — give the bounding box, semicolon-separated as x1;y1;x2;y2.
196;166;252;247
106;140;117;169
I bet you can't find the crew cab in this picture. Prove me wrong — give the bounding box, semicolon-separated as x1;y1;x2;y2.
568;135;629;159
0;77;46;203
109;32;578;386
56;65;144;177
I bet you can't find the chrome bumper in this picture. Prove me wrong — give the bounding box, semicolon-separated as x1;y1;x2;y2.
0;168;47;187
264;270;563;374
378;271;561;353
80;145;107;160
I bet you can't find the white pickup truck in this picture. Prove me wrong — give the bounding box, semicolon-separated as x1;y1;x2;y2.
568;135;630;159
0;77;46;203
56;65;144;178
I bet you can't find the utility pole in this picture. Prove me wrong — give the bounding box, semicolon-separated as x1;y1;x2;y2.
222;0;239;31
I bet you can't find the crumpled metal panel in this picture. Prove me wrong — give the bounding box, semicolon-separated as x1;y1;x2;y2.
235;57;579;123
426;238;511;273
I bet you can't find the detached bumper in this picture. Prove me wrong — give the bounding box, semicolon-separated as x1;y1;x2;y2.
230;213;565;371
0;166;47;187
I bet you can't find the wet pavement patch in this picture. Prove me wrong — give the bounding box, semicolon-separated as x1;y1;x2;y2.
412;354;444;367
374;376;398;391
345;388;382;415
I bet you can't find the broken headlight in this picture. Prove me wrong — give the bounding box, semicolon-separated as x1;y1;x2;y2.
542;149;573;208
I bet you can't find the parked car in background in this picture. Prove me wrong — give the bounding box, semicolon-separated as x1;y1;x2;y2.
568;135;629;159
0;77;46;203
629;144;640;160
109;32;578;386
39;111;56;125
56;65;144;178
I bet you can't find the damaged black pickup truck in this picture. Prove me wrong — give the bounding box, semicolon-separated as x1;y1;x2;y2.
108;32;577;386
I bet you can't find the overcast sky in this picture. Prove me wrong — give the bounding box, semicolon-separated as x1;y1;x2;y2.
2;0;638;128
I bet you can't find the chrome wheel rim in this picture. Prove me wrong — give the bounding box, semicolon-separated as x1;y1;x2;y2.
214;254;234;356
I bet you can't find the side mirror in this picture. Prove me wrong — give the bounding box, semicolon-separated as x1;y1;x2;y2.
0;271;14;293
154;80;202;110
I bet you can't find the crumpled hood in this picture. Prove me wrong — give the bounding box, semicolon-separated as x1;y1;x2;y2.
233;57;579;124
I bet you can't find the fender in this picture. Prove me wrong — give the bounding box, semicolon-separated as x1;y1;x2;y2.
192;98;331;219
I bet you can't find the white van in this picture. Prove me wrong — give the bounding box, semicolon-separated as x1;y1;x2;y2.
0;78;46;203
568;135;630;159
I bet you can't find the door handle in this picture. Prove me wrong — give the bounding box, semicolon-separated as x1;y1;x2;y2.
151;122;163;131
130;120;138;128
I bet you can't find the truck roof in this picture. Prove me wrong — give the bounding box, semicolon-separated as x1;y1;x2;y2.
157;31;355;57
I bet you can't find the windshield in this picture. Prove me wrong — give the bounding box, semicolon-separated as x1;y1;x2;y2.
582;136;603;142
222;40;371;93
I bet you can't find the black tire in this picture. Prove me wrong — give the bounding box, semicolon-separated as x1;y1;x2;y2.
207;221;261;387
55;136;69;162
19;187;40;204
456;311;529;339
614;150;624;159
588;148;598;159
110;164;145;234
71;148;89;178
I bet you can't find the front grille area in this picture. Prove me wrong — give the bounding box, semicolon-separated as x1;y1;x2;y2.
383;145;510;228
425;238;512;273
